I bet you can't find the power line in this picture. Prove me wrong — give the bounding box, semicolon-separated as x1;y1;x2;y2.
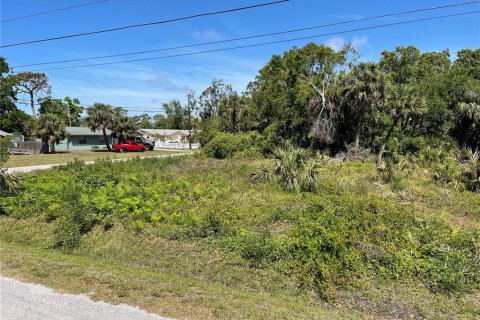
12;1;478;68
12;1;479;68
16;101;170;114
25;11;480;72
1;0;290;48
1;0;110;23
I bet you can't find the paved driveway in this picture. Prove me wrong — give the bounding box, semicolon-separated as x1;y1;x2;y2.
0;277;170;320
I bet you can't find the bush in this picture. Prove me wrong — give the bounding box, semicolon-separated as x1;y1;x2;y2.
377;153;411;190
403;136;456;158
0;135;11;166
419;145;449;167
433;159;462;189
271;201;480;298
462;148;480;192
202;131;266;159
250;144;321;193
238;231;276;267
0;135;20;195
0;171;21;194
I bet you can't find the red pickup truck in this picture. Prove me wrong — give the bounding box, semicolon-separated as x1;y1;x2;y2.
112;141;147;153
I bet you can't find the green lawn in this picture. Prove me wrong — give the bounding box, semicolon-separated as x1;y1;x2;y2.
3;150;190;168
0;157;478;319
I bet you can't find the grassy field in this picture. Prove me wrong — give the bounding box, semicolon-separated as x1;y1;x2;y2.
0;156;479;319
3;150;189;168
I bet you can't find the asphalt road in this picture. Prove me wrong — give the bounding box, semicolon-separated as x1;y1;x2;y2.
0;277;170;320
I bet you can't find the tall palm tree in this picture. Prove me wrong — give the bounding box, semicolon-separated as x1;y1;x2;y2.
85;103;115;151
37;113;67;154
112;115;139;144
344;62;385;150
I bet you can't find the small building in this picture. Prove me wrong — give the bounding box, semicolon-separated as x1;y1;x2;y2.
56;126;114;151
0;130;11;137
139;128;199;149
139;129;191;143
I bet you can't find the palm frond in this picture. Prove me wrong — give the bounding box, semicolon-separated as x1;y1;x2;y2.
249;167;271;184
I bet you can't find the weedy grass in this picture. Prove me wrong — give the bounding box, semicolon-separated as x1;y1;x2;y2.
0;156;479;319
2;149;186;168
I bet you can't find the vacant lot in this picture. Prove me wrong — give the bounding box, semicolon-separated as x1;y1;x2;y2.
3;150;189;168
0;156;479;319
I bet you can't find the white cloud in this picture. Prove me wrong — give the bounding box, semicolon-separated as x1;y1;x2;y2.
191;29;222;42
325;37;346;51
325;36;369;51
46;50;264;111
351;36;368;49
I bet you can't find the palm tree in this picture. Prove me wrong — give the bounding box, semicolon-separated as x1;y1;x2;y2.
344;62;385;150
376;84;426;164
85;103;115;151
37;113;67;154
112;115;139;144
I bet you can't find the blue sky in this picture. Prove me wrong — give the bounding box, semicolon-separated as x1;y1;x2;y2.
1;0;479;116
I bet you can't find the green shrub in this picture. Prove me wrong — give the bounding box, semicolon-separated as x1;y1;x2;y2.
433;159;463;189
0;136;11;166
238;231;276;267
403;136;456;158
0;135;21;195
419;145;449;167
462;148;480;192
377;153;411;190
0;171;21;194
54;215;82;250
250;144;321;193
262;201;480;298
202;131;266;159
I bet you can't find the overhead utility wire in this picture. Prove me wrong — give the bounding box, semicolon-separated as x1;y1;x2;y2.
0;0;290;48
27;11;480;72
15;101;174;113
13;1;479;68
1;0;110;23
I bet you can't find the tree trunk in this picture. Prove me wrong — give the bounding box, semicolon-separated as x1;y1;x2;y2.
354;101;366;150
231;99;238;133
29;91;36;119
40;142;49;154
50;142;56;154
354;118;362;150
188;129;192;150
103;128;111;151
377;117;400;165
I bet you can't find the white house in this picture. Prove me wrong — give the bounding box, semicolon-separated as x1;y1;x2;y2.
139;129;199;149
139;129;191;143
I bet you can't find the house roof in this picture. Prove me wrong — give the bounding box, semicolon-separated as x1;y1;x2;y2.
139;129;191;136
0;130;11;137
66;126;112;136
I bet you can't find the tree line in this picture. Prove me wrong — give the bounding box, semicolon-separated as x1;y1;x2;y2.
1;44;479;157
197;45;479;163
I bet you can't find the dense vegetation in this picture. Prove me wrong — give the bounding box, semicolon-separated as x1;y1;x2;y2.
1;155;479;299
2;45;479;157
1;43;479;318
